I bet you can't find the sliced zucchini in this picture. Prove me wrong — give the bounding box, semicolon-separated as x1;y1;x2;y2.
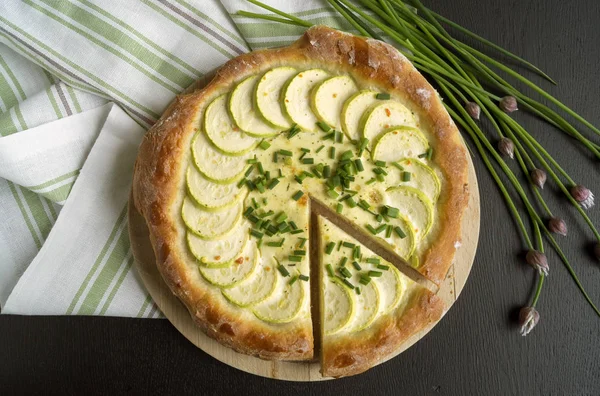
310;75;357;129
186;165;247;211
191;130;250;184
347;278;380;333
255;67;297;129
385;186;434;241
181;196;242;240
204;94;259;155
340;90;378;141
283;69;329;131
396;158;441;202
252;274;305;324
383;215;416;260
371;126;429;163
229;75;279;137
187;221;249;267
373;265;405;315
222;260;279;307
199;240;259;288
360;101;417;144
323;279;354;335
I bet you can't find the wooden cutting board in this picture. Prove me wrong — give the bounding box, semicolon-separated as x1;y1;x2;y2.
127;152;479;381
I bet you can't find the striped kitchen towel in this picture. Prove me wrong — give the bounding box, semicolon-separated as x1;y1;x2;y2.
0;0;358;316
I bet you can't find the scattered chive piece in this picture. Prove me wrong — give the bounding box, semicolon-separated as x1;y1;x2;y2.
366;178;376;185
354;159;364;172
278;169;283;178
264;171;270;181
256;183;265;193
376;214;383;222
294;250;306;256
358;138;369;155
339;278;355;289
287;124;301;139
340;150;353;160
356;287;361;295
373;167;387;175
337;241;343;251
243;207;254;216
335;130;343;143
325;242;335;254
323;131;335;140
272;152;278;163
302;158;314;165
326;264;335;277
385;206;400;218
292;190;304;201
402;171;412;182
299;151;307;161
418;152;428;159
258;140;271;150
266;238;285;247
339;194;351;202
366;224;377;235
426;148;433;160
339;267;352;278
290;229;304;234
252;197;259;208
329;146;336;159
274;212;287;223
267;178;280;190
250;229;263;239
359;276;371;285
300;147;310;153
331;175;341;188
317;121;331;132
352;261;362;270
391;162;404;171
375;160;386;167
358;199;371;210
316;145;325;153
289;275;298;285
376;174;385;182
368;270;382;278
294;175;305;184
289;255;302;262
299;274;309;282
244;166;254;177
339;257;348;267
376;92;391;100
298;237;307;248
375;224;387;234
277;222;288;232
336;203;343;213
385;225;393;238
353;246;360;259
323;165;331;178
394;226;407;239
377;264;390;271
288;264;296;267
327;189;339;199
277;264;290;277
366;257;381;265
289;221;298;230
237;178;247;188
279;149;293;156
247;158;258;164
346;197;357;208
257;239;263;248
247;214;260;223
343;241;355;249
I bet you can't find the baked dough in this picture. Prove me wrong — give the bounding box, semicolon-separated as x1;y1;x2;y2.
132;26;468;371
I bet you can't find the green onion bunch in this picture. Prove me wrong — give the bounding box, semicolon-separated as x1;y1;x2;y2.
240;0;600;334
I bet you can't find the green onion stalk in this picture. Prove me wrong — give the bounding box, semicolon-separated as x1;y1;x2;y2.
240;0;600;334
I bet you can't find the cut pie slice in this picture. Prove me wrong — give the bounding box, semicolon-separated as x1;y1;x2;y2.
317;217;444;378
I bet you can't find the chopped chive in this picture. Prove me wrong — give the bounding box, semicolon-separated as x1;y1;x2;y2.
288;128;301;139
346;197;357;208
256;183;265;193
358;199;371;210
326;264;335;277
267;178;280;190
426;148;433;160
335;130;343;143
294;250;306;256
366;224;377;235
340;150;353;160
329;146;336;159
418;152;428;159
374;224;386;234
258;140;271;150
278;169;283;178
354;159;364;172
252;197;259;208
339;266;352;278
394;226;407;239
339;194;351;202
327;189;339;199
302;171;315;178
290;229;304;234
391;162;404;171
279;149;293;156
376;173;385;182
336;203;343;213
266;238;285;247
316;145;325;153
299;151;307;161
373;167;387;175
323;131;335;140
244;166;254;177
366;257;381;265
339;277;355;289
339;257;348;267
317;121;331;132
277;222;288;232
272;152;278;163
402;171;412;182
243;207;254;216
385;225;393;238
376;92;390;100
325;242;335;255
377;264;390;271
237;178;247;188
247;214;260;223
267;224;278;234
375;160;386;167
294;175;305;184
352;261;362;270
289;221;298;230
277;264;290;277
385;206;400;218
366;178;377;185
337;241;343;251
359;275;371;285
298;237;307;248
353;246;360;259
264;171;270;181
368;270;382;278
323;165;331;178
331;175;341;188
376;214;383;222
299;274;309;282
343;241;355;249
289;275;298;285
292;190;304;201
356;287;361;295
302;157;314;165
300;147;310;153
274;212;287;223
250;229;263;239
257;239;263;248
358;138;369;154
289;255;302;262
247;158;258;164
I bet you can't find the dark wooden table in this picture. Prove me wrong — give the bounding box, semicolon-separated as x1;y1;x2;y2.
2;1;599;394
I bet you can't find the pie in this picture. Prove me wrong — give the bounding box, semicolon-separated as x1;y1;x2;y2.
132;25;469;377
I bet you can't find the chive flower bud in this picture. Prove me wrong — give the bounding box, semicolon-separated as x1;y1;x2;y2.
526;250;549;276
498;137;515;159
594;243;600;261
499;96;518;113
465;102;481;120
530;168;547;189
519;306;540;336
570;185;594;209
548;217;567;236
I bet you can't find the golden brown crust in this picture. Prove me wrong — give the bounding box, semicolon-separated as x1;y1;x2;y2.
322;286;444;378
132;26;467;362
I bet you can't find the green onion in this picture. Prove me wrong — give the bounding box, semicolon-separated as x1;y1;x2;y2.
385;206;400;218
358;199;371;210
374;224;386;234
317;121;331;132
373;167;387;175
274;212;287;223
346;197;357;208
356;287;361;295
394;226;407;239
335;130;343;143
325;242;335;255
290;229;303;235
288;221;298;230
353;246;360;259
292;190;304;201
298;237;307;248
323;131;335;140
338;277;355;289
376;93;390;100
302;157;314;165
376;173;385;182
337;241;343;251
244;166;254;178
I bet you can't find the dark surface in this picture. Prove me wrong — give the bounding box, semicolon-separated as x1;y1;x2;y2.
2;1;600;395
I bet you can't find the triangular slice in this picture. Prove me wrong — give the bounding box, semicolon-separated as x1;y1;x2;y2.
317;217;443;378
